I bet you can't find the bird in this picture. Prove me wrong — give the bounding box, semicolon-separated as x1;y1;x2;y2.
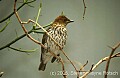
38;14;74;71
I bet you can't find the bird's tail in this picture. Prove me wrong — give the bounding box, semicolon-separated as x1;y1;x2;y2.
38;62;46;71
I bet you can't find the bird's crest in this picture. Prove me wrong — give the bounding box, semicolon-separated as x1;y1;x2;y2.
61;11;64;16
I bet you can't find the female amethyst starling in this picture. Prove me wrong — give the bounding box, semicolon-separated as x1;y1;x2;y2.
39;14;74;71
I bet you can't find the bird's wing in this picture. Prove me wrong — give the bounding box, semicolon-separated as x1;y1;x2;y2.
41;27;51;62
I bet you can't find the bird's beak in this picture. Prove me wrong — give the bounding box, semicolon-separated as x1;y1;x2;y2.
69;20;74;23
68;20;74;23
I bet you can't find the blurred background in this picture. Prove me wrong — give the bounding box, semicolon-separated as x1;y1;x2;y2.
0;0;120;78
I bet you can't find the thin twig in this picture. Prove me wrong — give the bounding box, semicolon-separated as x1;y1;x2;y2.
82;0;87;20
0;25;49;51
0;0;49;51
49;50;67;78
0;19;11;32
60;50;80;78
104;42;120;78
80;60;88;71
8;46;37;53
80;51;120;78
14;0;46;48
89;64;94;72
0;0;36;23
33;2;42;29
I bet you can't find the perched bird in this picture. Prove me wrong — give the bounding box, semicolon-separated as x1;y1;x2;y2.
39;14;74;71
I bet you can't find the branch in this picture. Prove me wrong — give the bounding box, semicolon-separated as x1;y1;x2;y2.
33;2;42;28
0;25;49;51
14;0;47;49
79;60;88;71
0;0;36;23
82;0;87;20
8;46;37;53
31;31;44;34
49;50;67;78
0;4;50;50
104;42;120;78
0;0;50;52
80;51;120;78
60;50;80;78
0;19;11;32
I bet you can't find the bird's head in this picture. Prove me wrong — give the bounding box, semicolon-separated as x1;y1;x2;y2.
53;14;74;27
